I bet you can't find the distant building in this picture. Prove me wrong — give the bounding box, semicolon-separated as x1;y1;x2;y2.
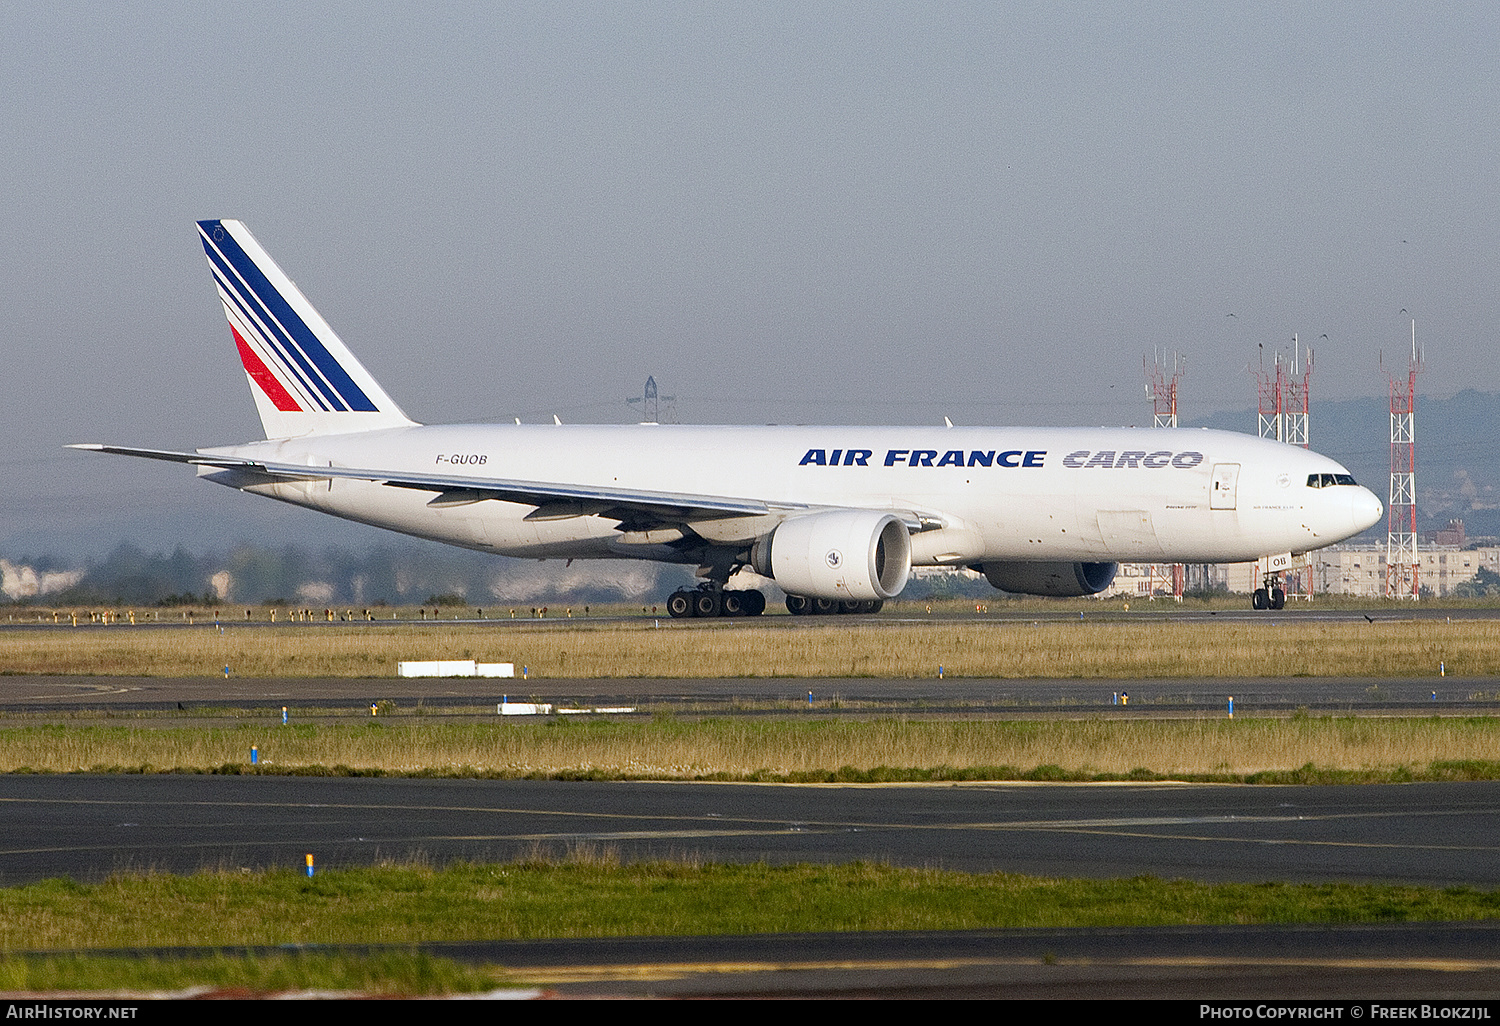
1430;519;1466;547
1310;543;1499;597
917;545;1499;602
1098;563;1224;599
1105;541;1500;600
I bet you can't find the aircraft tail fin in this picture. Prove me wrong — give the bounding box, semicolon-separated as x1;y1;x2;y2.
197;219;417;439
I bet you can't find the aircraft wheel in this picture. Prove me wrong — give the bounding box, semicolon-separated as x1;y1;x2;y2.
811;597;839;615
1252;588;1268;610
743;590;766;616
839;600;863;614
692;590;722;618
720;591;746;617
785;594;810;615
666;591;693;618
868;599;884;613
1270;588;1286;610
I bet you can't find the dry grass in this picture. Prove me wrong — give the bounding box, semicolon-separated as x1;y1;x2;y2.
0;618;1493;678
4;717;1499;778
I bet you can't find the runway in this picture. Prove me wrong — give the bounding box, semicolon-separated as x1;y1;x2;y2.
4;775;1500;887
426;923;1500;998
1;673;1495;719
54;924;1500;998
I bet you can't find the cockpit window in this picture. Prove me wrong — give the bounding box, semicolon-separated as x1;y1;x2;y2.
1306;473;1358;488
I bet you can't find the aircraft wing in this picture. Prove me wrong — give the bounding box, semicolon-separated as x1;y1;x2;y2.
67;443;856;530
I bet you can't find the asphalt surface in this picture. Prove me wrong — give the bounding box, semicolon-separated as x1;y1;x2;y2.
2;673;1496;719
57;924;1500;999
5;775;1500;887
431;923;1500;998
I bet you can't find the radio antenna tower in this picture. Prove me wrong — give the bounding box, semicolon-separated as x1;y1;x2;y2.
1385;320;1424;599
1144;347;1183;428
1253;336;1315;445
1282;335;1314;447
1255;345;1285;442
1144;348;1186;599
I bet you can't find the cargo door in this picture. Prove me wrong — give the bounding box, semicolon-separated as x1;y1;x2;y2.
1211;463;1240;510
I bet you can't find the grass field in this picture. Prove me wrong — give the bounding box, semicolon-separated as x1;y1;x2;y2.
8;858;1500;953
11;856;1500;994
11;857;1500;994
5;717;1500;781
0;616;1493;678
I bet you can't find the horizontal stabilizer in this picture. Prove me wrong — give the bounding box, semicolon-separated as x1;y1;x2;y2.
66;443;259;467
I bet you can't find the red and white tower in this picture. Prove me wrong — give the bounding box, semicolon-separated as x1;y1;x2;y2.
1283;336;1313;448
1385;321;1423;599
1145;347;1183;429
1255;346;1285;443
1254;338;1312;444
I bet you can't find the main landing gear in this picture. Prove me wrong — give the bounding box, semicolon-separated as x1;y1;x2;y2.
662;588;884;617
784;596;884;615
665;587;767;618
1251;571;1286;611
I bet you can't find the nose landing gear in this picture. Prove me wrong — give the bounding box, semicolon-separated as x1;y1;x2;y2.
1252;572;1287;611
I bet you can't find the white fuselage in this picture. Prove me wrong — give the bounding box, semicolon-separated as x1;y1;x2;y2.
200;423;1384;567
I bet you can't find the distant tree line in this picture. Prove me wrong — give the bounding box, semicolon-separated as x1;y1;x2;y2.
1;542;692;607
1453;567;1500;599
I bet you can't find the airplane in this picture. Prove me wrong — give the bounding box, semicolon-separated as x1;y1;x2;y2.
72;219;1384;615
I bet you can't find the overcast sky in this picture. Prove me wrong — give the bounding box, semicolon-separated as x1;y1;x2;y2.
4;2;1497;557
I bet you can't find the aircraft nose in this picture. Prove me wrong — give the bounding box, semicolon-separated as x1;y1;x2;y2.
1351;486;1384;533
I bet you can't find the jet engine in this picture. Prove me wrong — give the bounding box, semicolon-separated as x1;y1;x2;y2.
979;561;1118;597
752;510;911;601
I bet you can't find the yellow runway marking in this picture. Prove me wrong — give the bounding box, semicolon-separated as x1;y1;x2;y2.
515;955;1500;984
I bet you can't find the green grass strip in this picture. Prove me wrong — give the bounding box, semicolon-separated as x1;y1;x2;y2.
7;861;1500;954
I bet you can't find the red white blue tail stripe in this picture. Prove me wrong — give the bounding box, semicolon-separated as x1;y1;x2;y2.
197;219;413;437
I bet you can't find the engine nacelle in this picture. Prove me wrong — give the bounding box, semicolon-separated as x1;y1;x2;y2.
752;510;911;601
980;561;1118;597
